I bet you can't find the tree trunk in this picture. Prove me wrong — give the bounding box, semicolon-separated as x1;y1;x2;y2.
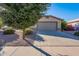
23;28;26;40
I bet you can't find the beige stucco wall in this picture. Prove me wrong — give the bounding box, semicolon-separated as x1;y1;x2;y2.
58;20;61;31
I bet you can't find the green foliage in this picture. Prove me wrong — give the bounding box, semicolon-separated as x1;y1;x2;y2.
3;28;15;35
0;3;50;39
0;17;3;28
61;20;67;31
74;31;79;36
25;28;33;35
0;3;50;29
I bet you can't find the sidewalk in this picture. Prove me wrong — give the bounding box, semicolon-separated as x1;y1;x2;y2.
3;46;42;56
3;46;79;56
40;47;79;56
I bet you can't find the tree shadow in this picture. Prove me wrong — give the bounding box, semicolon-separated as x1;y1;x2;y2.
26;34;45;42
38;31;79;40
24;39;51;56
0;30;19;43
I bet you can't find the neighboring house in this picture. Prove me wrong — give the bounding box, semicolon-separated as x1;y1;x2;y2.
67;19;79;30
36;15;62;32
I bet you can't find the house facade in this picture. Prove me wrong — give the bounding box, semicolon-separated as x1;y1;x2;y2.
67;19;79;30
36;15;62;32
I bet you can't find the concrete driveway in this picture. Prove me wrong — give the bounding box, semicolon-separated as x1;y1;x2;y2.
30;31;79;56
33;31;79;46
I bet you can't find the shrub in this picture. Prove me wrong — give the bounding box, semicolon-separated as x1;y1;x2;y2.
74;31;79;36
3;28;15;35
25;29;33;35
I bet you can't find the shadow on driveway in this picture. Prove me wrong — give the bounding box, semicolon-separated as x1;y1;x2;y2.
37;31;79;40
24;39;51;56
26;34;45;42
0;30;19;43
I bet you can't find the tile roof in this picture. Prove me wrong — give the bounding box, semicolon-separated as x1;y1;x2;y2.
68;18;79;23
41;15;63;20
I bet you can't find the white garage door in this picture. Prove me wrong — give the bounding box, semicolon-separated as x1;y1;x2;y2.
37;22;57;31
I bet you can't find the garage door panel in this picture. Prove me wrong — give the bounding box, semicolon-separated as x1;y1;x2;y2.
37;22;57;31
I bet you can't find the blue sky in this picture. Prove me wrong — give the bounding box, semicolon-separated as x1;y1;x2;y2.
46;3;79;21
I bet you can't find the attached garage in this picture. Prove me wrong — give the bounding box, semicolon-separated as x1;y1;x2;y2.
37;16;62;32
37;21;57;31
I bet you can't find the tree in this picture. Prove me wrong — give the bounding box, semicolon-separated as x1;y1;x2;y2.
61;20;67;31
0;3;50;40
0;17;3;28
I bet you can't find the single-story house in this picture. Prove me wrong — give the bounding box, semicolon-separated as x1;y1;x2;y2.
67;19;79;30
35;15;62;32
